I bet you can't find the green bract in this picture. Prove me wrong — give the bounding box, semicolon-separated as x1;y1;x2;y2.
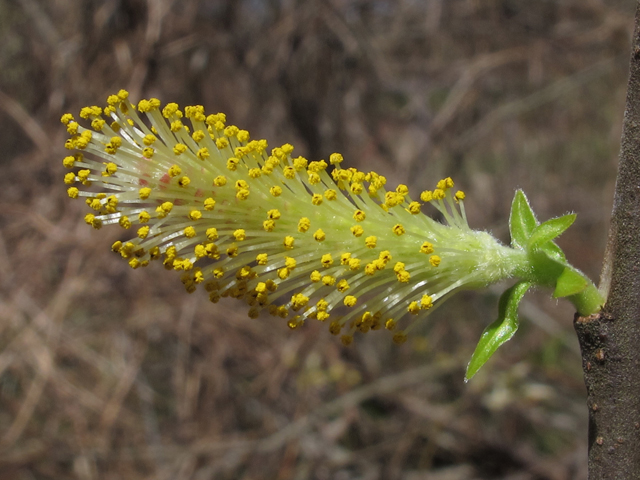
465;190;604;380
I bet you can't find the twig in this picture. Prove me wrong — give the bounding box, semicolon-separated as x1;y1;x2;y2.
574;2;640;477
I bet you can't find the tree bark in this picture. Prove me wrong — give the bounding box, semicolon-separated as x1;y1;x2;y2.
573;2;640;478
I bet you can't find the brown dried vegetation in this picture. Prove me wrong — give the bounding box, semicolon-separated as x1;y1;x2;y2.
0;0;634;478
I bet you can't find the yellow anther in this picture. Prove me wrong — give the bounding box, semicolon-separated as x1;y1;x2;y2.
344;295;357;307
226;244;239;257
432;189;445;200
285;257;297;269
270;186;282;197
192;130;205;142
393;332;408;345
393;262;405;273
62;156;76;168
214;175;227;186
278;267;290;280
267;209;281;220
197;148;210;161
429;255;441;267
263;220;276;232
297;217;311;233
336;279;349;292
63;172;75;184
421;294;433;310
351;225;364;237
283;236;295;249
237;130;250;143
236;188;250;200
321;253;333;267
178;176;191;187
365;236;377;249
60;113;74;124
420;242;434;254
437;177;454;190
324;189;337;200
137;226;150;239
233;229;246;241
143;147;154;158
168;165;182;177
353;210;366;222
385;319;396;331
283;166;295;179
189;210;202;220
256;253;268;265
420;190;433;202
119;216;132;229
308;172;321;184
139;211;151;223
311;194;323;205
173;143;187;155
226;156;238;170
396;270;410;283
310;270;322;282
350;183;363;195
184;226;196;238
408;201;421;214
329;153;343;164
455;190;466;201
322;275;336;286
206;227;219;241
204;198;216;211
348;258;361;270
313;229;326;242
392;224;405;236
408;302;420;315
293;157;308;171
340;253;352;265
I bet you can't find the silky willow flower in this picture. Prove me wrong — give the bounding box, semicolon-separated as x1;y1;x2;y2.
61;90;604;379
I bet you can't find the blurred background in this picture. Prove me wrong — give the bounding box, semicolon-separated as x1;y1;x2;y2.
0;0;635;478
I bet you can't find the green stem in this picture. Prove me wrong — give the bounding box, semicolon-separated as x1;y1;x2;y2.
568;280;605;316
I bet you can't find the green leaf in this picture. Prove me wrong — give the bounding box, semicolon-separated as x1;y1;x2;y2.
527;213;576;251
509;190;538;249
465;281;532;381
539;240;567;263
553;267;588;298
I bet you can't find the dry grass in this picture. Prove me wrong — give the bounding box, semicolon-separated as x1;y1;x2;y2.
0;0;634;478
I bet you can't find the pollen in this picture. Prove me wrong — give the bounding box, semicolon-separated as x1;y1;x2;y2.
63;91;517;347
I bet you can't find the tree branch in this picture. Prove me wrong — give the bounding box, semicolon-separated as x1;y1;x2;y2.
574;1;640;477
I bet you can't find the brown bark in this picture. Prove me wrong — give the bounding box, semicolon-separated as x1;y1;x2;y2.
573;2;640;477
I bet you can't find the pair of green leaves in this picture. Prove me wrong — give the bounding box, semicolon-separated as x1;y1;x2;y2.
465;190;588;381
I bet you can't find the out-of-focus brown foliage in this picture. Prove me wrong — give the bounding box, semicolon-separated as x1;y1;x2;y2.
0;0;634;478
